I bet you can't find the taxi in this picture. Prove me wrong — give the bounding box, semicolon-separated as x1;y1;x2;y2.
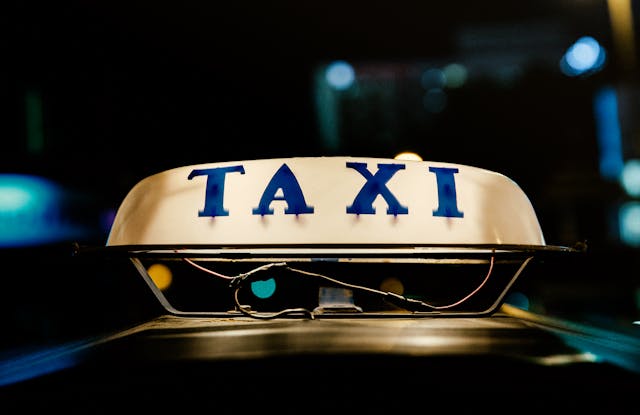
1;156;639;411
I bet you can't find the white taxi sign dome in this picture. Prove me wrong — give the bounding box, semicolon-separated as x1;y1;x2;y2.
106;157;546;248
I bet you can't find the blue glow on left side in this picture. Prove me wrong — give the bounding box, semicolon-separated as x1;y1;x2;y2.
0;174;54;212
0;343;81;386
0;174;87;247
593;86;624;180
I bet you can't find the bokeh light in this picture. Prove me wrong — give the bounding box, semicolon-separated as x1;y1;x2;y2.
147;263;173;291
560;36;606;76
619;201;640;247
394;152;423;161
325;60;355;90
620;159;640;197
251;278;277;299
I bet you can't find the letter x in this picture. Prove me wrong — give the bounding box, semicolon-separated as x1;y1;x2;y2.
346;162;408;215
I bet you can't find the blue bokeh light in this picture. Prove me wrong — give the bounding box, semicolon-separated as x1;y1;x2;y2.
0;174;87;247
593;86;624;180
560;36;606;76
325;60;355;91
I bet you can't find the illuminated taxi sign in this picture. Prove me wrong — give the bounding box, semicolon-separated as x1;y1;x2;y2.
106;157;545;247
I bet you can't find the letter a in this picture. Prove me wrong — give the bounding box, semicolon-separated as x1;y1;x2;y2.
252;164;314;215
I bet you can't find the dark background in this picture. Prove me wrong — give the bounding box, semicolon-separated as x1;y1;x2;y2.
3;0;640;347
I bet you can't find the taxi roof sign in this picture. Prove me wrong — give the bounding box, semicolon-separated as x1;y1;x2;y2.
106;157;547;249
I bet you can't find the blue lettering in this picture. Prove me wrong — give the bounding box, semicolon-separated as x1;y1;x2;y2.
346;162;409;215
188;166;245;217
429;166;463;218
252;164;314;215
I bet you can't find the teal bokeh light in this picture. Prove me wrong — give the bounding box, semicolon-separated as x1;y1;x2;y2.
251;278;277;299
0;174;87;247
619;201;640;247
325;61;355;91
621;159;640;197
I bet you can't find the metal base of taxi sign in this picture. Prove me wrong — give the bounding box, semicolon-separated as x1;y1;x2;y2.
97;157;580;318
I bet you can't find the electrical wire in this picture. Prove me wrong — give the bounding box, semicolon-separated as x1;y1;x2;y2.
183;255;497;318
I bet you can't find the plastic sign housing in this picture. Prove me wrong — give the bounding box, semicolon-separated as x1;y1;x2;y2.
106;157;546;248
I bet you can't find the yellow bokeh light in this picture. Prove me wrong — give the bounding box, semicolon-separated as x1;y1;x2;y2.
394;152;423;161
379;277;404;295
147;263;173;291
